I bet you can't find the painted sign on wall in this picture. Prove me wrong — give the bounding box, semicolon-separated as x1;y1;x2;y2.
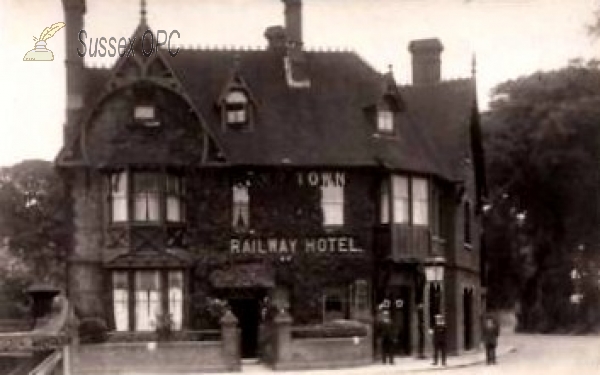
230;236;362;255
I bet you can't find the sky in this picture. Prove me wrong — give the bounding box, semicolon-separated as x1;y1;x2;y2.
0;0;599;167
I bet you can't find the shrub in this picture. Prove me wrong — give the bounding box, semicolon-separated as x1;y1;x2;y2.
78;317;108;344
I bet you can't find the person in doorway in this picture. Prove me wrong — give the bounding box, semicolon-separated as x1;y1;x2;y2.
482;315;500;365
377;309;396;365
430;314;447;366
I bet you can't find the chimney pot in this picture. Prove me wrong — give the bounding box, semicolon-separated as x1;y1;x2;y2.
408;38;444;85
282;0;302;47
264;25;287;51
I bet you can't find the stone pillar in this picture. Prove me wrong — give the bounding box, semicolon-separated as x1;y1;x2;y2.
220;309;240;372
273;310;293;369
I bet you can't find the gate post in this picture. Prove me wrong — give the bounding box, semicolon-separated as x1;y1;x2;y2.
273;310;292;369
221;309;241;371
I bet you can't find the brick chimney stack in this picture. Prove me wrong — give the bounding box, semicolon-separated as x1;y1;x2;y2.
61;0;86;146
282;0;302;48
408;38;444;86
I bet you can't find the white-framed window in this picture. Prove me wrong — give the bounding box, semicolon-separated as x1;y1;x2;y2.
135;271;162;331
232;184;250;229
225;91;248;125
393;176;409;224
377;109;394;132
133;173;160;222
111;172;128;222
321;184;344;226
412;178;429;226
112;271;129;332
168;271;183;330
166;175;184;223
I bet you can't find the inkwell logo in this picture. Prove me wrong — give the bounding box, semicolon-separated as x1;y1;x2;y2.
23;22;66;61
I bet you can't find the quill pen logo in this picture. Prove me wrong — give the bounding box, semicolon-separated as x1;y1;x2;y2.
23;22;66;61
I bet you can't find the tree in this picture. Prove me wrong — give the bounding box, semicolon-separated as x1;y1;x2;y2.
483;63;600;332
0;160;69;289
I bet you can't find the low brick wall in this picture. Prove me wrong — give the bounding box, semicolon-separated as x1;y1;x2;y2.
276;335;373;370
70;341;230;375
272;316;373;371
69;340;232;374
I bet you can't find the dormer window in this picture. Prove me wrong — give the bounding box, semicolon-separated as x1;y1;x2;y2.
225;91;248;126
134;104;160;127
377;109;394;133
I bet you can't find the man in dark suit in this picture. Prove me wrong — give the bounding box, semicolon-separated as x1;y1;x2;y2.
431;314;447;366
482;315;500;365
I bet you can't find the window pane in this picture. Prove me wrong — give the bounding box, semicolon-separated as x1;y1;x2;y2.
233;185;250;228
167;196;181;222
111;172;128;222
135;271;161;332
113;272;129;332
412;178;429;226
226;91;248;104
378;110;394;132
321;185;344;226
134;105;155;120
380;182;389;224
393;176;409;223
133;173;160;193
168;271;183;330
112;197;128;222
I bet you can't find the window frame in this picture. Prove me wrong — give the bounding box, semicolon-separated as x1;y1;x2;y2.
224;90;251;129
232;183;250;231
321;183;344;227
111;269;185;332
107;171;185;226
380;175;431;227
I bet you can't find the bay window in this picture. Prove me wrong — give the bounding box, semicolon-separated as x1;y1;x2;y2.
112;270;184;332
380;175;430;226
108;171;185;225
321;184;344;226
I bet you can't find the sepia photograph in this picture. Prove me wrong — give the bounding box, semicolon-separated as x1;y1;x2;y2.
0;1;599;374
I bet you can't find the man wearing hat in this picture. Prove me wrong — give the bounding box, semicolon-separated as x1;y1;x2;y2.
376;309;396;364
431;314;447;366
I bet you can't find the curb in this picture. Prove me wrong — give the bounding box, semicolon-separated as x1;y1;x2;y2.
404;346;518;372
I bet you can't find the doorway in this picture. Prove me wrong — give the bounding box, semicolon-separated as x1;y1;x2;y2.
229;298;261;358
463;289;473;350
387;286;412;356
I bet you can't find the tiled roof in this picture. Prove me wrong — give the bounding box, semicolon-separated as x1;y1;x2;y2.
58;46;475;182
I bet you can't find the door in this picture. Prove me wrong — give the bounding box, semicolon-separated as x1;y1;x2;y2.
463;289;473;350
229;298;261;358
387;286;412;356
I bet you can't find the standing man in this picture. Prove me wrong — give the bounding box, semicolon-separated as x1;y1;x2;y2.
482;315;500;365
431;314;447;366
377;309;396;365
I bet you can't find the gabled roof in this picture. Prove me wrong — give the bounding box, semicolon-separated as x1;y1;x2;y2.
57;40;476;182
